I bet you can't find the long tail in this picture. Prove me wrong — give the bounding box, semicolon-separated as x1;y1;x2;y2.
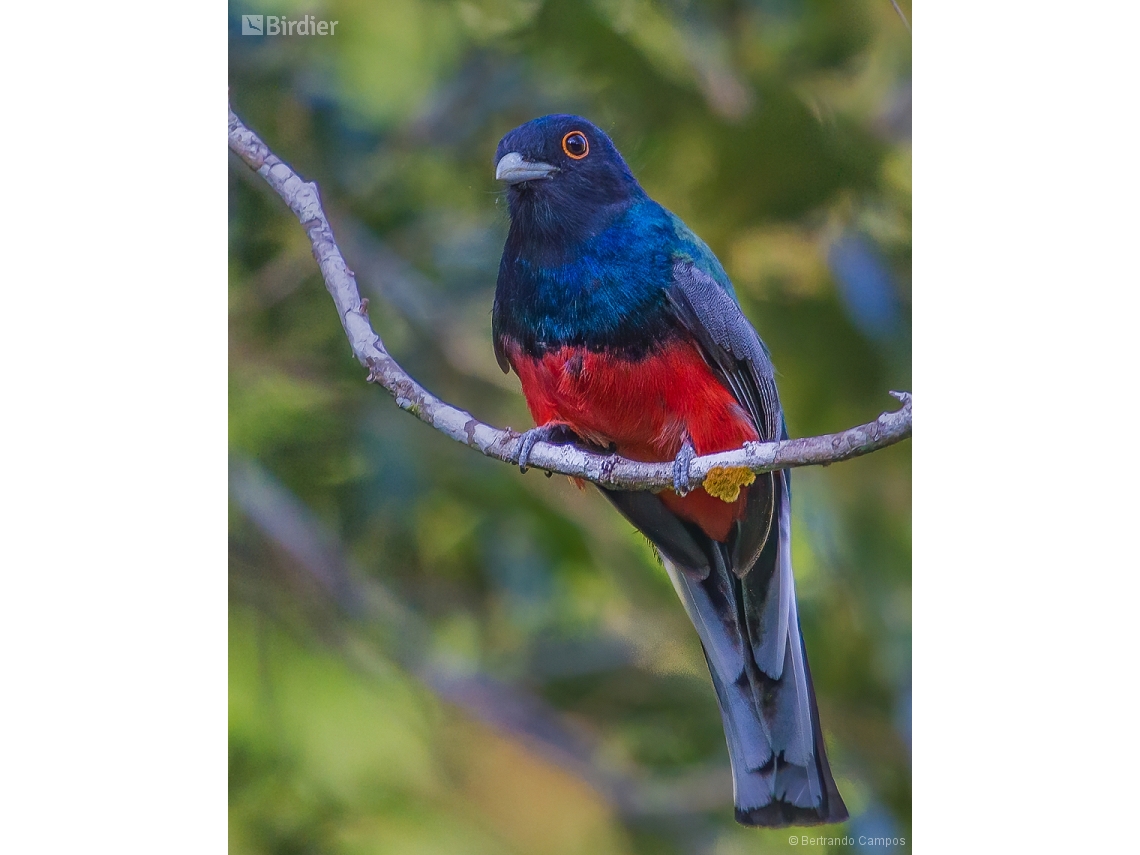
660;470;847;827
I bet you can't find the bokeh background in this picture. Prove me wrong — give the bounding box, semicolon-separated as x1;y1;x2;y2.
228;1;911;852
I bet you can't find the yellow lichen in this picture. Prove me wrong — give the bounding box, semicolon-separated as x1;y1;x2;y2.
702;466;756;503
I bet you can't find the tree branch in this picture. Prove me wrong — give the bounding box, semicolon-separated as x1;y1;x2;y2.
228;106;912;492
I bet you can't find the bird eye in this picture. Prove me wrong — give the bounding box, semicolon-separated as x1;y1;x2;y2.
561;131;589;160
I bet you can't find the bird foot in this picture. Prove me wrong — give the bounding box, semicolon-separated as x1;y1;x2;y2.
517;423;576;473
672;436;696;496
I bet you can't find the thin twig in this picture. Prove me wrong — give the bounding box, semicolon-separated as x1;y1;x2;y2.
890;0;911;33
228;105;912;492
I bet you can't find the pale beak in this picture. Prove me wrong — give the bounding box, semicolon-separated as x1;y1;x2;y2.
495;152;558;185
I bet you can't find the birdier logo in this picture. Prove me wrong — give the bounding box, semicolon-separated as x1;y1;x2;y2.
241;14;338;36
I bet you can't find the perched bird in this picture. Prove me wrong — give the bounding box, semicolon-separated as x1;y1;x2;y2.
492;115;848;827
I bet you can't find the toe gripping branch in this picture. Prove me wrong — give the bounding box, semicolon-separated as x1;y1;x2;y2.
672;435;696;496
516;424;578;473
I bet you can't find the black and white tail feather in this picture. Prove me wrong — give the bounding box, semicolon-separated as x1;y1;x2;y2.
604;461;848;826
661;469;847;826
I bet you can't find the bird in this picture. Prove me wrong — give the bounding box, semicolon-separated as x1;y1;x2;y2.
491;114;848;828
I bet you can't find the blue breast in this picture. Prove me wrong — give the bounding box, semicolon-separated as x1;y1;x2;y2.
494;198;730;359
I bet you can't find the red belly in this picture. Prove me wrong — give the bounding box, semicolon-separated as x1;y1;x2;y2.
507;339;759;541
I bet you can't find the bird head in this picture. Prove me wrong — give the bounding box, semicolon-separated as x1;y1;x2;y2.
494;115;641;246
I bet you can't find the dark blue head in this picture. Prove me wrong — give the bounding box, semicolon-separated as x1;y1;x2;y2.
494;115;643;253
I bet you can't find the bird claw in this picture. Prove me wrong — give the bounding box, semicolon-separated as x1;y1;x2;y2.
517;424;574;473
672;436;696;496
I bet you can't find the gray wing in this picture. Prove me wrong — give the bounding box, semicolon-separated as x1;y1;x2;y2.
666;260;782;576
667;261;781;443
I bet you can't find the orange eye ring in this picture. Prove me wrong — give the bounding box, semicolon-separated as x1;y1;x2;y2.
561;131;589;160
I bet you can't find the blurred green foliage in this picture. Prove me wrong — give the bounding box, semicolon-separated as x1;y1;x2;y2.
229;0;911;852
